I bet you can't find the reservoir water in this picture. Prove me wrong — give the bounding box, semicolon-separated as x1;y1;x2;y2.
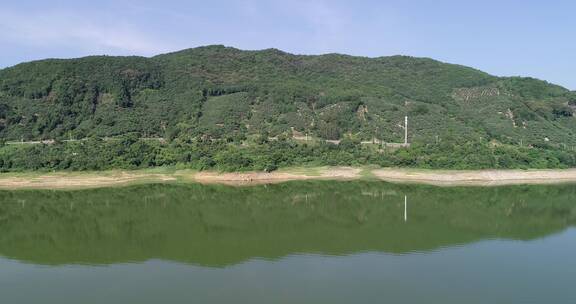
0;181;575;303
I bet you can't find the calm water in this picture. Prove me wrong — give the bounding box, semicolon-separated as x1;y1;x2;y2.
0;181;575;303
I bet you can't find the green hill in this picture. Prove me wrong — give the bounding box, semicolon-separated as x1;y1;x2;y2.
0;45;575;171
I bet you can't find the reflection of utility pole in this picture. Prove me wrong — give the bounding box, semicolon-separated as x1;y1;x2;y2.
404;195;407;222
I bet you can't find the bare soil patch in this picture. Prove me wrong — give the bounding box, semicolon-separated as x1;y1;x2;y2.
1;167;575;190
372;168;576;186
193;167;361;185
0;172;176;190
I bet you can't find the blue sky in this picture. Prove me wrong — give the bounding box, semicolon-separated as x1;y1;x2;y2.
1;0;574;89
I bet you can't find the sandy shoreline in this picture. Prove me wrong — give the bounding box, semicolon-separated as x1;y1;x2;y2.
372;168;576;186
193;167;361;185
1;167;576;190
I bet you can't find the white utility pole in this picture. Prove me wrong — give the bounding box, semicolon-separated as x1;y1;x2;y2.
404;116;408;145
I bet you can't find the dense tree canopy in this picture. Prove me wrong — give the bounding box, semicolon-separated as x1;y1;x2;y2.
1;135;575;172
0;45;575;171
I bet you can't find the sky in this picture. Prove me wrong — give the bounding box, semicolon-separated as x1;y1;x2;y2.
1;0;574;89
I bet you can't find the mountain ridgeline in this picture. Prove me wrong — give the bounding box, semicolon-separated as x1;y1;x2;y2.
0;45;575;171
1;45;575;144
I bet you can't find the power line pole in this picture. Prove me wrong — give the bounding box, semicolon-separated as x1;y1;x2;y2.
404;116;408;146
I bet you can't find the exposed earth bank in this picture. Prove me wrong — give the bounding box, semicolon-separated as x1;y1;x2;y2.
1;167;576;190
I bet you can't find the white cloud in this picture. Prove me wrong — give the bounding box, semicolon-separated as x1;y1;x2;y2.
0;9;175;56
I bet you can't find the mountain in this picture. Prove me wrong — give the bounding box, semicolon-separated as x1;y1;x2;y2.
1;45;575;146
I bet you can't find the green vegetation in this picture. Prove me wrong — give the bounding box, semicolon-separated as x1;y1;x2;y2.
1;135;575;172
1;45;575;171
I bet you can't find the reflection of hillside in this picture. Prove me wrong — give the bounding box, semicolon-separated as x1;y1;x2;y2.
0;181;575;267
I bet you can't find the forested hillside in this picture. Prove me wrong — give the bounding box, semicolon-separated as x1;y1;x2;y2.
0;45;575;171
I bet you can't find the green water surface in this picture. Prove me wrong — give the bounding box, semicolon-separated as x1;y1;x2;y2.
0;181;575;303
